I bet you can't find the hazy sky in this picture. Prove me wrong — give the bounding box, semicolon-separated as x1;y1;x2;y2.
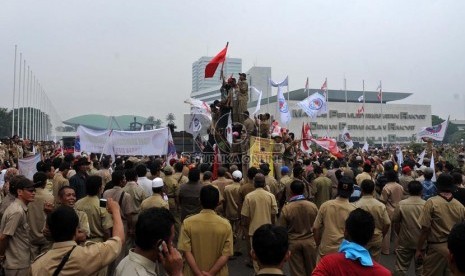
1;0;464;130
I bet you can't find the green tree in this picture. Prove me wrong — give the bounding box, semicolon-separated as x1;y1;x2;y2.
154;119;163;129
0;108;12;138
166;113;177;132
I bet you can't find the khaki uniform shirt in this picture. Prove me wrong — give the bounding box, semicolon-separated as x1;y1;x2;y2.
123;181;147;224
223;182;241;220
399;175;415;196
391;196;425;249
75;196;113;240
265;175;279;196
419;195;465;243
0;199;31;269
355;195;391;242
103;186;135;221
238;180;255;207
313;197;356;256
241;188;278;236
96;168;112;188
381;182;404;216
31;237;122;275
178;209;233;276
76;209;91;237
163;174;180;210
243;117;256;135
116;249;158;276
312;176;333;208
280;198;318;240
140;194;169;211
212;177;233;199
173;172;188;186
28;188;54;245
355;172;372;186
52;172;69;203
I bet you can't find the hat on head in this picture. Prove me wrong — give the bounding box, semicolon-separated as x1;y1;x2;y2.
259;163;271;173
281;166;289;174
423;167;434;175
402;166;412;174
152;177;164;188
16;178;35;190
163;165;173;174
232;170;242;180
239;73;246;78
337;176;354;196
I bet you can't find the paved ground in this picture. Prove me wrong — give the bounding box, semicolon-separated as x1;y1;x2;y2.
226;238;416;276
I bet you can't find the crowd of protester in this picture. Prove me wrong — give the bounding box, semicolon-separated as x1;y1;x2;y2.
0;131;465;276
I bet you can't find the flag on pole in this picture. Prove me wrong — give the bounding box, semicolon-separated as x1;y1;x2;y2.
167;129;177;162
377;83;382;102
310;137;343;158
250;86;262;115
226;113;232;144
270;77;291;125
430;153;436;182
417;117;449;141
304;77;309;92
362;141;369;152
417;149;426;165
205;44;228;78
341;126;354;149
301;123;312;153
296;92;327;119
356;105;365;116
396;146;404;167
358;95;364;102
321;79;327;98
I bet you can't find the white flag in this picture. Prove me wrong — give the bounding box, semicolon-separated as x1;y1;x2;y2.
269;76;289;87
362;141;369;152
358;95;364;102
396;146;404;167
430;153;436;182
250;86;262;115
296;92;327;119
18;154;41;180
417;149;426;165
417;117;449;141
226;113;233;144
341;126;354;149
277;87;291;125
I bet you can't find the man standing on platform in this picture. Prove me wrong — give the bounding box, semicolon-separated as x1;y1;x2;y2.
236;73;249;124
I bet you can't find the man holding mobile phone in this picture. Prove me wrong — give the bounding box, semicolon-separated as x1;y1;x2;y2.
116;207;182;276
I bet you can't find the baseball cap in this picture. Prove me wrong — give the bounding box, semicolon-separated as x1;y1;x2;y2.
232;170;242;180
152;177;164;188
163;165;173;174
402;166;412;174
281;166;289;174
337;176;354;197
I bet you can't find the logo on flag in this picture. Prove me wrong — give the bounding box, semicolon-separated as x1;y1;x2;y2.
278;98;289;113
297;92;327;119
308;98;324;110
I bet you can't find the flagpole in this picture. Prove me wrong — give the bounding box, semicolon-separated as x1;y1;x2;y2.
17;54;22;137
22;63;27;139
26;70;30;139
11;45;17;137
287;76;290;129
218;42;229;81
344;78;347;103
325;78;329;138
380;81;384;147
363;80;366;143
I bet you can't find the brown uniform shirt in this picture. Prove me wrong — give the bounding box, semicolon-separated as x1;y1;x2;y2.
0;199;31;269
28;188;54;245
419;195;465;243
52;172;69;203
355;195;391;242
280;198;318;240
103;186;135;222
75;196;113;240
223;182;241;220
313;197;356;256
312;176;333;208
392;196;425;249
140;194;169;211
178;209;233;276
355;172;372;186
31;237;122;275
381;182;404;216
241;188;278;236
123;181;147;224
163;174;180;210
178;181;203;222
265;175;279;196
212;177;233;199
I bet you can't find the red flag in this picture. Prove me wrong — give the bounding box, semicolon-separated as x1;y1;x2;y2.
321;79;327;98
356;105;364;116
311;137;344;159
301;123;312;153
205;44;228;78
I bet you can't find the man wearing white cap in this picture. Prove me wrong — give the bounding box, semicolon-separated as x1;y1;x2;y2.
140;177;169;211
223;170;243;256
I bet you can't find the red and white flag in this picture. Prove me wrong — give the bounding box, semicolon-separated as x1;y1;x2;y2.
320;79;327;98
301;123;312;153
310;137;343;158
377;83;382;102
205;43;228;78
356;105;365;116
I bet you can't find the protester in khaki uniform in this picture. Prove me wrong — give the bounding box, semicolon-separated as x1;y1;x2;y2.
392;180;425;276
28;172;54;259
277;166;292;200
212;167;233;200
416;174;465;276
51;162;70;203
178;185;233;276
55;186;90;241
313;176;356;262
260;164;279;198
241;173;278;272
173;162;188;187
0;177;35;276
312;166;333;208
31;200;124;275
163;165;179;213
355;163;373;186
140;177;169;210
223;170;242;256
279;180;319;276
380;169;404;255
355;179;391;262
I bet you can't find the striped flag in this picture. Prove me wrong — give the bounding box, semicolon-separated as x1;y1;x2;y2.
321;79;327;98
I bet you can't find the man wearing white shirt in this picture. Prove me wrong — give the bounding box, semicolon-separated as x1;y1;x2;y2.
137;164;153;196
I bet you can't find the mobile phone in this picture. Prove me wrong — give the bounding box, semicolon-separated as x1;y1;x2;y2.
158;240;166;254
99;199;107;208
